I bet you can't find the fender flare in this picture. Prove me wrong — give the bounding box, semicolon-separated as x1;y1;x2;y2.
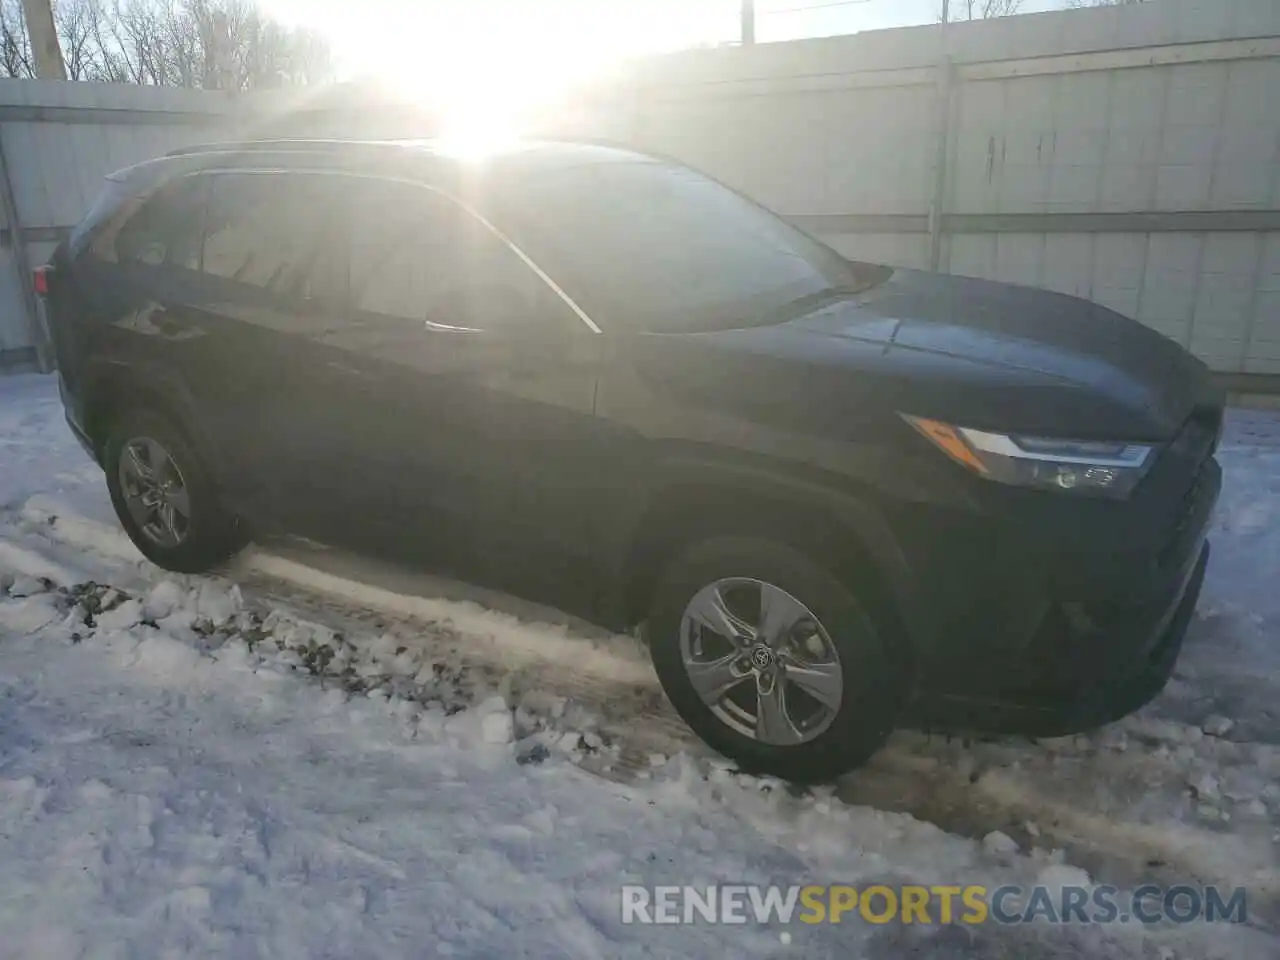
81;357;225;486
600;451;940;662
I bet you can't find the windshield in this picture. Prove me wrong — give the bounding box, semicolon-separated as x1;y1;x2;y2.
500;160;888;333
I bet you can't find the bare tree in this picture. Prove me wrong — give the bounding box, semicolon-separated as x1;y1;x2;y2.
84;0;129;80
55;0;93;78
160;0;201;87
279;25;329;87
0;0;35;77
939;0;1024;20
173;0;330;90
55;0;115;80
111;0;173;84
0;0;331;86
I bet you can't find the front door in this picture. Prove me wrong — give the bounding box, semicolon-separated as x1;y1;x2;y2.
287;176;604;596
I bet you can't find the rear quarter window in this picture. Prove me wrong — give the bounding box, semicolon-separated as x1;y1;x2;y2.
68;179;132;258
89;176;206;269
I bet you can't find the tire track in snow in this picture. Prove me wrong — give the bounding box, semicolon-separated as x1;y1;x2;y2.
3;499;1277;928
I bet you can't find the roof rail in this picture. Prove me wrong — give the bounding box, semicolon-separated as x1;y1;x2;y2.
164;139;369;158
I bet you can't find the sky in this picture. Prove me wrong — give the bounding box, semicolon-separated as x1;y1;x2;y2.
254;0;1075;118
258;0;1076;69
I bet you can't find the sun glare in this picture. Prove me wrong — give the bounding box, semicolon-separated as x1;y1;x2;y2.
404;22;616;149
326;0;738;150
435;104;522;159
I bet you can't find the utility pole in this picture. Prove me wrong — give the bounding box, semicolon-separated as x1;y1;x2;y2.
742;0;755;45
927;0;952;271
20;0;66;80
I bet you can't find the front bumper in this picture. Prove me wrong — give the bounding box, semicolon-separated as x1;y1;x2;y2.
907;540;1209;737
892;420;1221;737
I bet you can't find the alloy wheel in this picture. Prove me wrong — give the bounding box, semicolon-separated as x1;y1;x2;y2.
117;436;192;549
678;577;843;746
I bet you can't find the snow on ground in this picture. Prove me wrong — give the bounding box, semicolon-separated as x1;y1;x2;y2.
1;371;1279;958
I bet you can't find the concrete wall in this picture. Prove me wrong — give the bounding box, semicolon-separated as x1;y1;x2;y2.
540;0;1280;377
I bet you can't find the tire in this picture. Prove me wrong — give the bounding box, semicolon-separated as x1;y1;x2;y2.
647;536;907;783
104;408;246;574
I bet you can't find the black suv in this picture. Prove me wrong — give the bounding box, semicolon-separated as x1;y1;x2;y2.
39;139;1222;781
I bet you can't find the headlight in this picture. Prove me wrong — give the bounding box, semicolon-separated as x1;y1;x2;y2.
903;415;1157;498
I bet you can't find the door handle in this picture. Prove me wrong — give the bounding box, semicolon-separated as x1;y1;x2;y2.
148;308;193;338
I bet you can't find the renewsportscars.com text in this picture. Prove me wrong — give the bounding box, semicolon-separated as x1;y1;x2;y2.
621;884;1248;926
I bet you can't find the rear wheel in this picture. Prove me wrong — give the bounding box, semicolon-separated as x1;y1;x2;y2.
647;537;906;782
105;409;245;573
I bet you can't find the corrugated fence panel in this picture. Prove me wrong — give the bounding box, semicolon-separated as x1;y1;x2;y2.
4;122;53;229
0;247;24;351
826;84;935;216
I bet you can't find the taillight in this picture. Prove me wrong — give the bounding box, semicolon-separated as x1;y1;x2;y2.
32;265;51;296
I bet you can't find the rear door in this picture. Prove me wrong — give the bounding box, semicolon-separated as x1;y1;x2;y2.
74;173;215;449
190;169;347;520
80;167;349;519
54;176;199;407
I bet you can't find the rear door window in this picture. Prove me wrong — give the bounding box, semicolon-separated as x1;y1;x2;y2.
202;172;344;300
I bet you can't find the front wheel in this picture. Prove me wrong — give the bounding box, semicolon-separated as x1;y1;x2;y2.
647;537;907;783
104;409;246;574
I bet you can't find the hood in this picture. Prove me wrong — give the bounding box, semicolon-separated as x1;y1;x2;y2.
749;269;1215;440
